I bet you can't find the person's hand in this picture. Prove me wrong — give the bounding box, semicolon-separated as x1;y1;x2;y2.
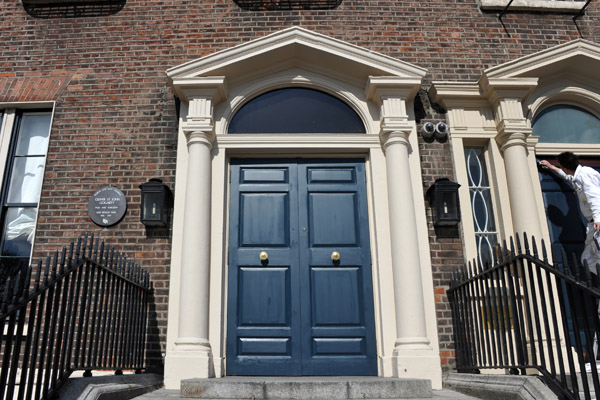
540;160;553;169
594;221;600;232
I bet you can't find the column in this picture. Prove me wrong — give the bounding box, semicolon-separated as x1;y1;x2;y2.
176;130;214;351
381;130;430;350
499;130;543;240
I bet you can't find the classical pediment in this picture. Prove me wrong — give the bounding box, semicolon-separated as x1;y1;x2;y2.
166;27;427;87
484;39;600;81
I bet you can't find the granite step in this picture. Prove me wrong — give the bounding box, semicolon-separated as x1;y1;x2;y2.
179;376;432;399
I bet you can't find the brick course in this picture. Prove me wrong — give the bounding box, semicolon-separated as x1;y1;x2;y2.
2;0;598;375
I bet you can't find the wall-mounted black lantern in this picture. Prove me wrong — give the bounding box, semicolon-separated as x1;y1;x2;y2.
426;178;461;227
139;179;173;227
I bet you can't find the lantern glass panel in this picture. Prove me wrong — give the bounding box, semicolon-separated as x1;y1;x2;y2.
439;190;459;221
142;192;163;222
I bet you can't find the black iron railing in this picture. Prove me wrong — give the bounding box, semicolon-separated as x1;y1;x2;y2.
0;233;152;400
448;234;600;400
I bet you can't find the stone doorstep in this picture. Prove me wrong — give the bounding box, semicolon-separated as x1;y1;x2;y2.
180;377;433;399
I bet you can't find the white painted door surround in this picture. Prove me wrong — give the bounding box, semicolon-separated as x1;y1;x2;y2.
163;27;442;390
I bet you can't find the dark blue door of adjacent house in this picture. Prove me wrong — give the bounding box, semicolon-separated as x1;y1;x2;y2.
226;159;377;376
539;160;600;347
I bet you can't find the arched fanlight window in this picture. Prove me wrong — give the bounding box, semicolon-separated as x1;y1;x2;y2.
228;87;366;134
533;104;600;143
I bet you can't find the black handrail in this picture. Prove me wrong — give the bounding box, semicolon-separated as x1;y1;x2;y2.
448;234;600;400
0;233;152;400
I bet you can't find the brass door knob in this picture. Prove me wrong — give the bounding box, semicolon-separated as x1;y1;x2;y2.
331;251;340;262
259;251;269;261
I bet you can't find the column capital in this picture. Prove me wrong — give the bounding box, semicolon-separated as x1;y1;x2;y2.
479;77;537;152
185;130;216;150
380;130;411;150
496;128;532;152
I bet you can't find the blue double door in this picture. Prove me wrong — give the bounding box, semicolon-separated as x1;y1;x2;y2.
226;159;377;376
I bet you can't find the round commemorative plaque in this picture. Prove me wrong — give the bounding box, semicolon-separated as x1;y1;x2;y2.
88;186;127;227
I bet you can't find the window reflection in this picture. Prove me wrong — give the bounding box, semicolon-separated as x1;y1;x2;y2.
533;105;600;143
229;87;366;134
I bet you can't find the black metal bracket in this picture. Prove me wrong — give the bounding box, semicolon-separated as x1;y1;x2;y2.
497;0;515;37
573;0;594;38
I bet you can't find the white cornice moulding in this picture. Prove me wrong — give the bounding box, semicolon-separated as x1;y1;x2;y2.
216;134;381;149
171;77;228;103
366;77;424;103
479;0;586;13
484;39;600;79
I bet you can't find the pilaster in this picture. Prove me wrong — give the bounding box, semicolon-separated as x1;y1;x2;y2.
164;77;227;388
367;77;441;387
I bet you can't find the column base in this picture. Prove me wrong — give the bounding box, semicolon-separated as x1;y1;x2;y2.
392;349;443;390
164;345;215;390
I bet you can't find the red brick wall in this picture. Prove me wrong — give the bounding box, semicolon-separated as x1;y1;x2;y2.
1;0;598;374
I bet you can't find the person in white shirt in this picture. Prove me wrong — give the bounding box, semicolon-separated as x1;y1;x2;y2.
540;152;600;273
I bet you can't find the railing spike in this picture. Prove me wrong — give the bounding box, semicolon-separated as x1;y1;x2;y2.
1;276;12;312
84;232;91;259
540;238;549;264
43;255;51;286
92;237;100;262
595;262;600;278
51;250;59;281
475;256;483;274
59;246;67;274
67;240;75;268
11;272;21;307
466;261;473;280
582;262;593;286
99;240;105;265
573;254;582;278
497;242;505;264
109;247;116;270
75;235;83;262
34;259;43;290
20;266;33;301
515;233;523;254
531;236;539;258
559;247;569;273
522;232;531;255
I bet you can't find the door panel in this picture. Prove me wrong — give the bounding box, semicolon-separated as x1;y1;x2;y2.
227;159;377;376
298;161;377;376
227;162;301;375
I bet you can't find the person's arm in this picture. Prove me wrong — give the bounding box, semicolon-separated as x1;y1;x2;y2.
582;173;600;232
539;160;571;180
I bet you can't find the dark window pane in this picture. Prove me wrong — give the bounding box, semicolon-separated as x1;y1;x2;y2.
533;104;600;143
465;147;489;186
229;88;366;134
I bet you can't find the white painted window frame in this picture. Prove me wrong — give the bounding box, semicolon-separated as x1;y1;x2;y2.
0;102;55;264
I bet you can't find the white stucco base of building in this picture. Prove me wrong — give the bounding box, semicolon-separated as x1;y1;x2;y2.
164;348;215;390
392;349;443;390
